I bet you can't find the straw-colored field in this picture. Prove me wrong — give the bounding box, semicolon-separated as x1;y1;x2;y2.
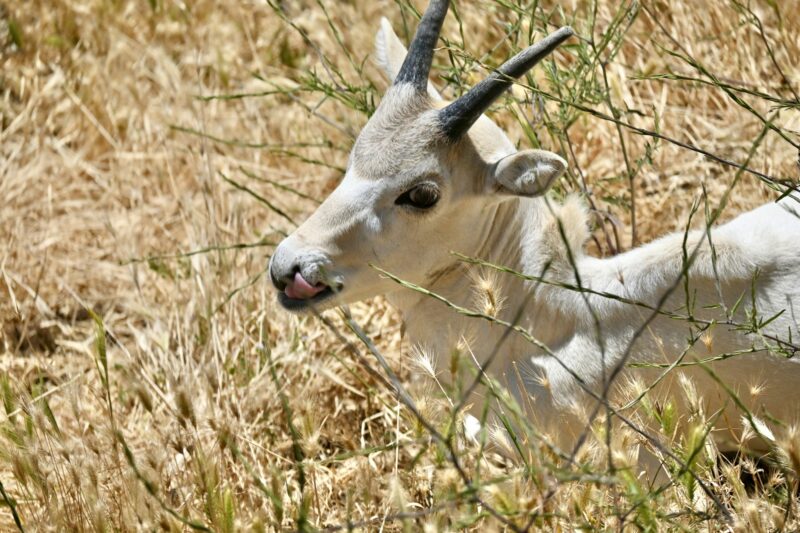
1;0;799;530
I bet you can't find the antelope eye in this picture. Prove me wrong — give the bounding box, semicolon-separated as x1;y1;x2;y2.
396;182;440;209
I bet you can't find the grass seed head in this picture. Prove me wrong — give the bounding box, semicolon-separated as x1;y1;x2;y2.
470;269;505;318
410;344;438;379
778;425;800;480
175;387;196;427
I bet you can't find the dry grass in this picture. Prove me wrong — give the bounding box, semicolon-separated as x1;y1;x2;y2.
1;0;798;530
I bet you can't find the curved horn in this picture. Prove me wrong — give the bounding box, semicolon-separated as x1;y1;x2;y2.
394;0;449;91
439;26;574;139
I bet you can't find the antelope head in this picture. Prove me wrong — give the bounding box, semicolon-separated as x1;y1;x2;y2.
270;0;573;311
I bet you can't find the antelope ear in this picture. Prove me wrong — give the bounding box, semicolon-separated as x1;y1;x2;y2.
489;149;566;196
374;17;443;100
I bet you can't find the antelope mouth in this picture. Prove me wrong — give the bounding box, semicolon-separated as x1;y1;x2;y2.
278;285;339;310
276;271;342;311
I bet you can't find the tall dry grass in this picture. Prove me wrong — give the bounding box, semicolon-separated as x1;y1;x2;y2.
1;0;799;530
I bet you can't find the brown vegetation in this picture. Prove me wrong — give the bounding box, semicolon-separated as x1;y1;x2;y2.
1;0;798;530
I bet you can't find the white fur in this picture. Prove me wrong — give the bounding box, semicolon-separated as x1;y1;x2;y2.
271;18;800;456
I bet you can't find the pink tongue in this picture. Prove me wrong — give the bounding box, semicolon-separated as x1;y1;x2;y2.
285;272;326;300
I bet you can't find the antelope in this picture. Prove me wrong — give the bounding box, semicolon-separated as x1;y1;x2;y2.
269;0;800;458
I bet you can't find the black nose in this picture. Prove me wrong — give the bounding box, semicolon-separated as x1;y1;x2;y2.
270;262;302;291
270;264;287;291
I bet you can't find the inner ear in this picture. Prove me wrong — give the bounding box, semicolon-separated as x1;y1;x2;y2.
489;149;567;196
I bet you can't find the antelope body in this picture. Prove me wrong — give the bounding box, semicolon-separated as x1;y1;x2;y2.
270;0;800;453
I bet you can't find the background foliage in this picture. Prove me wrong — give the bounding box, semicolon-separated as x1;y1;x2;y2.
1;0;798;530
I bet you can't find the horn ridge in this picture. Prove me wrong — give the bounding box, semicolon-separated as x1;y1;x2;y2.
394;0;450;90
439;26;574;139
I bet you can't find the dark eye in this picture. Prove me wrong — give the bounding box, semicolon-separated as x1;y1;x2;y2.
395;182;440;209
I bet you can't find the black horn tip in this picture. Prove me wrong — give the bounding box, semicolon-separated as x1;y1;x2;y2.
394;0;450;91
438;25;575;139
544;26;576;51
555;26;576;38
